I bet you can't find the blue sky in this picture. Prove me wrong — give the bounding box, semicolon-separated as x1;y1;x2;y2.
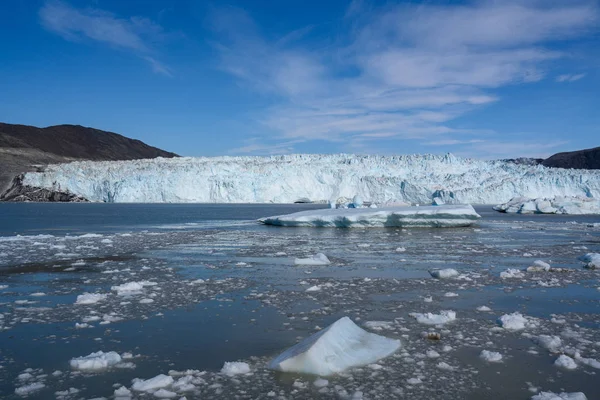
0;0;598;159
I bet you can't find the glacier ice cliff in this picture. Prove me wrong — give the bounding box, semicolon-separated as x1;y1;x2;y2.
21;154;600;204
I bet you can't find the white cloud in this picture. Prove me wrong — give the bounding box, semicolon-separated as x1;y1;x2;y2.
39;1;171;75
211;1;597;156
556;73;586;82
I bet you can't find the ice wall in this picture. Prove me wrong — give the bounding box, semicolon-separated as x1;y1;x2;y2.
22;154;600;204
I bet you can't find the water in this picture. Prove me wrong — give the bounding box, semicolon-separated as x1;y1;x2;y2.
0;204;599;399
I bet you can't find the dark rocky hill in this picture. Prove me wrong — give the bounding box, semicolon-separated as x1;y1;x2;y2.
542;146;600;170
0;122;178;196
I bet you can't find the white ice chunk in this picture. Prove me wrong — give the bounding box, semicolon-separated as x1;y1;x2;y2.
535;335;562;353
260;205;481;228
500;268;525;279
70;351;122;371
112;281;156;295
268;316;401;376
15;382;46;396
554;355;577;370
410;310;456;325
75;293;108;305
294;253;331;266
495;196;600;215
429;269;459;279
480;350;503;363
132;374;174;392
578;253;600;269
221;362;251;376
528;260;551;272
531;392;587;400
499;312;529;331
153;389;178;398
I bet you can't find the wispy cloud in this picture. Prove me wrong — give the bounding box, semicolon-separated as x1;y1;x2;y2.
556;73;586;82
39;1;172;75
210;0;598;156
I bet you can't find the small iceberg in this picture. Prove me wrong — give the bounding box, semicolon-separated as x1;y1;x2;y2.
579;253;600;269
494;196;600;215
294;253;331;266
268;317;400;376
259;205;481;228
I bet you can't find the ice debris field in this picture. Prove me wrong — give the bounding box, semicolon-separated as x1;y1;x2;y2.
0;204;599;399
22;153;600;204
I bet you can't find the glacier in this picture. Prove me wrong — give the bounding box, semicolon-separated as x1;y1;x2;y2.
21;154;600;204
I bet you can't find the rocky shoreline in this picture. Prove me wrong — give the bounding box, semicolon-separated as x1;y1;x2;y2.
0;174;88;202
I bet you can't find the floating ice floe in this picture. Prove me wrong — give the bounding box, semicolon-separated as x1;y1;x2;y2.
578;253;600;269
499;312;530;331
221;362;251;376
294;253;331;266
409;310;456;325
268;316;401;376
111;281;157;295
534;335;562;353
531;392;588;400
70;351;122;371
480;350;503;363
75;293;107;305
500;268;525;279
528;260;551;272
494;196;600;215
429;269;459;279
554;355;577;370
259;205;481;228
15;382;46;396
131;374;174;392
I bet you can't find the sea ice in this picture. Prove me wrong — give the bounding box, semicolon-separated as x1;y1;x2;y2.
260;205;481;228
480;350;503;363
294;253;331;266
111;281;156;295
268;317;401;376
429;269;459;279
528;260;551;272
534;335;562;353
221;362;251;376
409;310;456;325
131;374;174;392
531;392;588;400
500;268;525;279
495;196;600;215
499;312;528;331
554;355;577;370
75;293;108;305
70;351;122;371
578;253;600;269
14;382;46;396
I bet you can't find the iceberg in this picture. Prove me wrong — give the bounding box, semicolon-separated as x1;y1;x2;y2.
268;316;401;376
70;351;122;371
20;154;600;204
260;205;481;228
294;253;331;265
494;196;600;214
578;253;600;269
